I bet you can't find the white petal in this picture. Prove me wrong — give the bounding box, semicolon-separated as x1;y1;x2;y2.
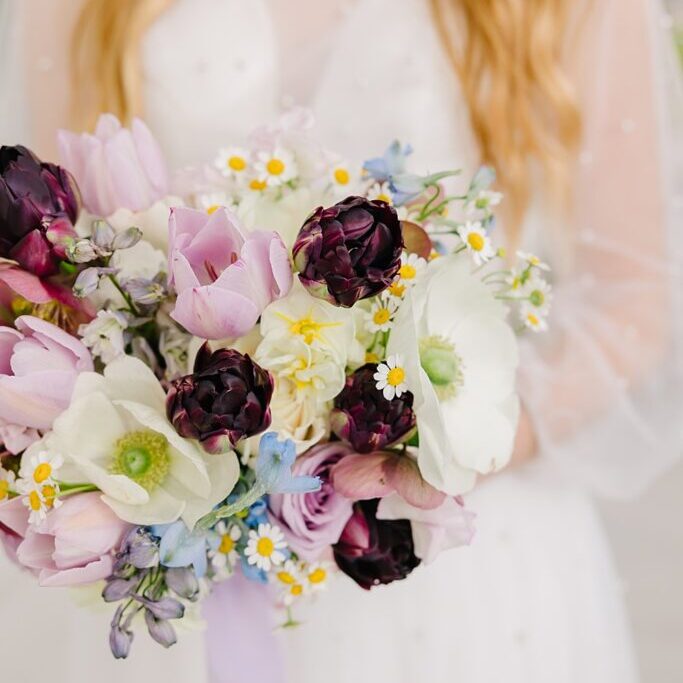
102;485;185;525
103;356;167;412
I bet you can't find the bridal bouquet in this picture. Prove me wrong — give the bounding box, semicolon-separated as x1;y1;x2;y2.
0;111;551;657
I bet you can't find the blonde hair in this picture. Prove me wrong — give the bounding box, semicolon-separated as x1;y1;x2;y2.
72;0;582;229
430;0;583;229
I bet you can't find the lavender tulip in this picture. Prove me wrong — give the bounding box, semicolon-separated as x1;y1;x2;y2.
168;206;293;339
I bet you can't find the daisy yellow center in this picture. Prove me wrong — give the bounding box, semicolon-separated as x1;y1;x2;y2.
467;232;485;252
309;568;327;584
28;490;42;511
228;156;247;172
399;264;417;280
365;352;380;364
334;168;350;185
290;584;304;596
373;308;391;325
420;336;463;400
250;179;267;191
256;537;275;557
527;313;539;326
277;571;296;585
376;193;392;204
389;282;406;298
0;481;9;500
111;430;170;492
33;463;52;484
387;367;406;387
266;158;286;176
219;534;235;555
206;205;220;215
42;485;57;508
529;290;545;307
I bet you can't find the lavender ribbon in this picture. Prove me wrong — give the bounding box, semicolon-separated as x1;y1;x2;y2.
203;572;285;683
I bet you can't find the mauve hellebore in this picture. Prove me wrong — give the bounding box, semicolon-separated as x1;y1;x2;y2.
166;343;274;453
292;196;403;307
333;498;420;589
0;145;80;276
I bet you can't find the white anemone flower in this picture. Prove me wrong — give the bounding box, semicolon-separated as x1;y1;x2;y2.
387;255;519;495
40;356;239;526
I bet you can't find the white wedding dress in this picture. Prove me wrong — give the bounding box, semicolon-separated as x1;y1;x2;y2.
0;1;682;682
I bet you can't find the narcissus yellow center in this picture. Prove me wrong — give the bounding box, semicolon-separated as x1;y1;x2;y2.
256;537;275;557
278;311;341;346
111;430;170;492
228;155;247;172
266;158;286;176
334;168;350;185
467;232;485;252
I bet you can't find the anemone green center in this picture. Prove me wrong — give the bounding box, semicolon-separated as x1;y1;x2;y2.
111;430;170;491
419;336;463;400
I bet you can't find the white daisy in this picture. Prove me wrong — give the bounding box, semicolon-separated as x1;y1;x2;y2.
367;295;399;333
522;276;553;315
18;450;63;488
244;523;287;571
214;146;250;180
397;252;427;288
22;483;61;525
521;307;548;333
0;467;15;501
197;192;236;215
465;189;503;216
367;181;394;205
328;162;359;196
305;561;332;593
517;251;551;272
276;560;307;606
458;222;496;265
254;147;298;187
211;521;242;572
373;354;409;400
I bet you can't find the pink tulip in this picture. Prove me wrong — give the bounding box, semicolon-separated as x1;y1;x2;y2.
57;114;169;217
0;496;29;564
168;207;292;340
0;315;93;453
6;493;131;587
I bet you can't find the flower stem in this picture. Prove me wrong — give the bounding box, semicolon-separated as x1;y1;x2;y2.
107;274;141;316
195;482;267;532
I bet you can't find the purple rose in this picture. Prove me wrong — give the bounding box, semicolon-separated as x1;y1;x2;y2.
333;498;420;590
292;196;403;307
268;442;355;561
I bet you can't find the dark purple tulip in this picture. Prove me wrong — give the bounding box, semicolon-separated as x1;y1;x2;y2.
331;363;416;453
0;145;80;276
293;196;403;307
333;499;420;590
166;343;274;452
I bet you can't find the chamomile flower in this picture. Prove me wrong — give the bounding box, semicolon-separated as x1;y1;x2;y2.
19;450;63;488
305;561;332;593
22;483;61;524
522;276;553;315
459;222;496;265
328;162;359;196
521;307;548;333
374;354;409;400
367;295;399;333
367;181;394;205
244;523;287;572
215;146;250;180
197;192;236;215
517;251;551;272
210;521;242;572
255;147;298;187
465;189;503;217
276;560;306;606
0;467;15;501
398;252;427;287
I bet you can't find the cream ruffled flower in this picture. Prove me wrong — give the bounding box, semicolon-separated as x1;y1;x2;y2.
40;356;239;526
387;255;519;495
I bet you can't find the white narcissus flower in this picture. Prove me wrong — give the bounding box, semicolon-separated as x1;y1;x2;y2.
39;356;239;526
387;255;520;495
78;310;129;364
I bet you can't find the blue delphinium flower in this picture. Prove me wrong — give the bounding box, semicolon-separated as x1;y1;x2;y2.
256;432;321;494
245;498;269;526
363;140;413;183
240;556;269;584
152;522;219;578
